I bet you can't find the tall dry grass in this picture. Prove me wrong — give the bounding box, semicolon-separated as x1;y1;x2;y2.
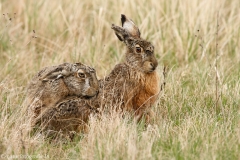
0;0;239;159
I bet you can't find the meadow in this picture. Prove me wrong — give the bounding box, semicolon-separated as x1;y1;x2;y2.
0;0;239;159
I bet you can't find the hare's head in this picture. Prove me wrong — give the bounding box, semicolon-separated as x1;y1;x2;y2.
112;14;158;73
41;63;99;98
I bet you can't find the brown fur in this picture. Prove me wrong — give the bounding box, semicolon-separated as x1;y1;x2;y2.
92;14;160;122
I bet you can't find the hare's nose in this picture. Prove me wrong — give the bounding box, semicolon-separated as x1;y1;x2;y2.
150;62;156;70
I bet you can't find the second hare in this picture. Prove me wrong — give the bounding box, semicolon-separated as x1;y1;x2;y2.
26;62;99;127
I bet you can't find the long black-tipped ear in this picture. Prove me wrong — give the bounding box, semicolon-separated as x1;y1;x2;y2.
40;66;71;82
121;14;141;38
111;24;130;42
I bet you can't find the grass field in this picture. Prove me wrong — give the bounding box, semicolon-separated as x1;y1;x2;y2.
0;0;239;159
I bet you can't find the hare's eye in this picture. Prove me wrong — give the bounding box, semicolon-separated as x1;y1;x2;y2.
78;72;85;78
136;47;142;53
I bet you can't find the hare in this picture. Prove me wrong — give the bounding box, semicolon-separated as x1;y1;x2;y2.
26;62;99;127
95;14;161;122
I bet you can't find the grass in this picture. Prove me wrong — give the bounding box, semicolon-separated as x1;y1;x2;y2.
0;0;239;159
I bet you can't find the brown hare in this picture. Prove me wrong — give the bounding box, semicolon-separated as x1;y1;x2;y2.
26;62;99;128
96;14;161;122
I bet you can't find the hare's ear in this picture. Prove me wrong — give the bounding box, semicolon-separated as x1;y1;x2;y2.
41;67;71;82
121;14;141;38
111;24;129;42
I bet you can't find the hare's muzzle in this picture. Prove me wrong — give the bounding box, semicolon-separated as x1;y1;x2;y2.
82;71;99;99
83;88;99;99
143;59;158;73
83;79;99;98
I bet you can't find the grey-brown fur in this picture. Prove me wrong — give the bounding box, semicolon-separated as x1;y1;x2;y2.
33;97;97;137
26;62;99;128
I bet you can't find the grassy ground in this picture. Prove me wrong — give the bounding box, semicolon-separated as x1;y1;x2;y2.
0;0;239;159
